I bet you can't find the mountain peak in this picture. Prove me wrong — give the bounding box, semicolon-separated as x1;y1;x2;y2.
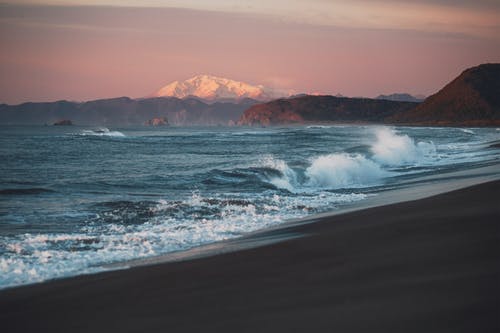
153;75;289;101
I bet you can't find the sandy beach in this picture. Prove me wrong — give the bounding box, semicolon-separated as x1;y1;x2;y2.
1;180;499;332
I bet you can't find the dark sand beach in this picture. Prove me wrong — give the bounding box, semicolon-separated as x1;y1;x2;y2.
1;180;499;333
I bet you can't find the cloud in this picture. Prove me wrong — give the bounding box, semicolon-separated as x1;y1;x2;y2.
4;0;499;40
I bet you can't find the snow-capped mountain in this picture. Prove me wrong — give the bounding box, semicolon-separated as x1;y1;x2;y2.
152;75;290;101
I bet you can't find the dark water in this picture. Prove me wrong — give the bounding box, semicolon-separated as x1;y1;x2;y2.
1;125;499;288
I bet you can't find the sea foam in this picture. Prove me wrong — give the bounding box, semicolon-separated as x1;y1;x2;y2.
80;128;125;137
260;156;298;192
0;188;366;289
371;127;436;166
305;153;385;189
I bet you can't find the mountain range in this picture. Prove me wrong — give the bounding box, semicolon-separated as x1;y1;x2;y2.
0;97;257;126
1;64;498;126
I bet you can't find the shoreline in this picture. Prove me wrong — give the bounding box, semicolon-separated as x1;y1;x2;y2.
1;176;499;332
105;163;500;270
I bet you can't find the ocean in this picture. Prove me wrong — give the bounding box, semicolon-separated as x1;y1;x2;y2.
1;125;499;289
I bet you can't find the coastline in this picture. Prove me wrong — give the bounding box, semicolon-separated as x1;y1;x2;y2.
1;173;499;332
104;163;500;270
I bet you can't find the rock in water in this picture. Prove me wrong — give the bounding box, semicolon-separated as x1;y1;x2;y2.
144;117;169;126
53;119;73;126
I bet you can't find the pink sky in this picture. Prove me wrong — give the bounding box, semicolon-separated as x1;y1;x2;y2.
0;1;499;104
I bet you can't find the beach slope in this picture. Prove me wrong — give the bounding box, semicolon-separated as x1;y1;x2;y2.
1;181;499;332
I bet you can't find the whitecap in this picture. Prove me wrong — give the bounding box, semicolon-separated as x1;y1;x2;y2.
80;128;125;137
259;156;298;192
460;129;475;134
306;125;333;129
305;153;385;189
371;127;436;166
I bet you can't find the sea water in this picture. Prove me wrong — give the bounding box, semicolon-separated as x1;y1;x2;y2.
1;125;499;288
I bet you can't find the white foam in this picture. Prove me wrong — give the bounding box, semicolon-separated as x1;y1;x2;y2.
80;128;125;137
0;188;367;289
306;125;333;129
231;131;270;136
371;127;436;166
460;129;475;134
259;156;298;192
306;153;385;188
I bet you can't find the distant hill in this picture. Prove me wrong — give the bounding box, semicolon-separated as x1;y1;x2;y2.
389;64;500;126
0;96;258;126
376;93;424;103
238;95;417;126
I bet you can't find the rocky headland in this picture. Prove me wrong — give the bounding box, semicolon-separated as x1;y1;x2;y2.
238;96;417;126
239;64;500;127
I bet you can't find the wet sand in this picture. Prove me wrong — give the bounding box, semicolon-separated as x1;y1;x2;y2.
1;180;499;332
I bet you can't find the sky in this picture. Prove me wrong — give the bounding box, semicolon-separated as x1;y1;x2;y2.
1;0;499;104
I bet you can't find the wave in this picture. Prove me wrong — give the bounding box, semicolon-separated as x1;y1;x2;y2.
487;140;500;148
306;125;334;129
253;128;437;192
460;129;475;134
371;127;436;166
259;156;298;192
256;154;385;192
305;154;385;188
79;128;125;137
230;131;271;136
0;188;55;195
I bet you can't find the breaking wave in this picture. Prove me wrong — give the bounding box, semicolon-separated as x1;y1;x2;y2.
371;127;436;166
460;129;475;135
79;128;125;137
258;128;436;191
371;128;436;166
306;154;385;188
